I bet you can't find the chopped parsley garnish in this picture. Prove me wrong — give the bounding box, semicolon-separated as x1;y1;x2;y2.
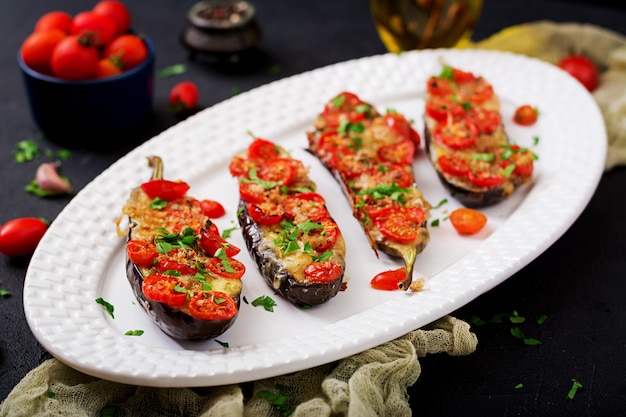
537;314;548;325
215;339;229;348
243;296;249;304
430;218;440;227
312;251;333;262
0;289;11;297
14;140;40;162
515;383;524;389
156;64;187;78
268;64;282;75
150;197;168;210
95;297;115;319
155;227;199;253
533;136;540;146
221;226;238;239
214;248;236;273
502;164;516;177
242;168;281;189
358;183;409;204
257;384;294;416
251;295;277;312
125;330;144;336
432;198;448;209
332;94;346;108
509;310;525;324
510;327;541;345
337;120;365;136
439;65;454;79
566;379;583;400
472;153;495;162
46;391;55;398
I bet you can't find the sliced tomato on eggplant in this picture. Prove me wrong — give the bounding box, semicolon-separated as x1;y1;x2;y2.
122;156;243;340
230;139;346;306
423;65;535;208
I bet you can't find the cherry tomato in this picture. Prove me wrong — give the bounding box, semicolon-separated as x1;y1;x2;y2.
370;268;406;290
336;153;371;179
465;108;500;134
457;78;494;103
426;76;454;96
126;239;158;267
321;91;369;128
0;217;49;257
384;112;421;146
238;182;266;204
156;259;197;276
247;138;280;161
513;105;538;126
141;179;190;201
467;170;504;188
205;257;246;279
425;96;465;122
283;192;328;221
50;35;99;80
373;206;425;243
434;118;478;150
104;34;148;70
188;292;238;321
557;54;599;92
437;154;470;177
228;155;256;178
200;199;226;218
95;57;122;78
258;158;295;185
247;202;285;226
71;11;117;47
93;0;132;35
199;224;240;257
303;261;343;283
374;163;414;188
20;29;66;75
141;273;187;307
301;216;339;253
450;208;488;235
316;132;355;169
377;139;415;165
34;11;73;34
451;67;476;83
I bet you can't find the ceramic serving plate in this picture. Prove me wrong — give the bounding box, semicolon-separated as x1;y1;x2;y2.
23;49;606;387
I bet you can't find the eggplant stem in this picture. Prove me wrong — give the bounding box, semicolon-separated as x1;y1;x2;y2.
397;246;417;291
146;156;164;180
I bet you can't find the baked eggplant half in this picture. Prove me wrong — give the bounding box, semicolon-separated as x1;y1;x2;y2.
423;65;535;208
121;156;244;340
229;137;346;306
307;92;431;290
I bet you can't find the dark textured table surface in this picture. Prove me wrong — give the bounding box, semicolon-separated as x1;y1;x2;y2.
2;1;625;415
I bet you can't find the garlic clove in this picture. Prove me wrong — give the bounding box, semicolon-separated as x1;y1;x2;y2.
35;161;73;194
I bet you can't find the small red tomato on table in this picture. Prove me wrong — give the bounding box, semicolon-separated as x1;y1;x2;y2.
0;217;49;257
513;104;538;126
557;54;599;92
169;81;200;114
450;208;487;235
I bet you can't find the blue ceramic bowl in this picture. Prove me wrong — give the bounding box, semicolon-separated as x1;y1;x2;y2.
18;35;155;148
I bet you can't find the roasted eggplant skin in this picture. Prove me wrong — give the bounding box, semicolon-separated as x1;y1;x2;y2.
126;258;240;340
237;200;344;306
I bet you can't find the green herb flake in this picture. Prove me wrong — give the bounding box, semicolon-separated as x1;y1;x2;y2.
221;226;238;239
312;251;333;262
509;310;525;324
268;64;282;75
95;297;115;319
14;140;40;163
46;391;55;398
433;198;448;209
502;164;516;177
515;383;524;389
215;339;229;348
533;136;540;146
332;94;346;108
257;384;294;416
243;296;249;304
439;65;454;79
150;197;168;210
101;405;117;417
251;295;277;312
430;218;440;227
0;289;10;297
566;379;583;400
156;64;187;78
537;314;548;325
231;86;241;95
472;153;495;162
57;149;72;160
125;330;144;336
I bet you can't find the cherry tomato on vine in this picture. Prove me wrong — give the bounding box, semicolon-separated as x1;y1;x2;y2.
188;292;238;320
557;54;599;92
0;217;49;257
126;239;158;267
513;105;538;126
20;29;66;75
34;11;73;34
450;208;488;235
71;11;117;47
168;81;200;114
51;35;99;80
200;199;226;218
104;34;148;70
370;268;406;290
93;0;132;35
